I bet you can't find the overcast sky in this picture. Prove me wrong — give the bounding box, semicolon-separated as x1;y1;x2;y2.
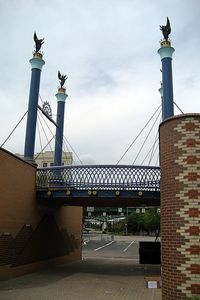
0;0;199;165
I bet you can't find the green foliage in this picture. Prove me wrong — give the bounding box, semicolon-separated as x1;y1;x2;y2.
186;297;200;300
106;209;160;235
84;222;101;230
111;219;126;234
91;223;101;230
127;209;160;235
127;212;142;232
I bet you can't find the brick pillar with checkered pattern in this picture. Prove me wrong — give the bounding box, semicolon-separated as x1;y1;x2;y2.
159;114;200;299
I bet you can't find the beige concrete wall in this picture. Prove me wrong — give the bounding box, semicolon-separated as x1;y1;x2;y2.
0;148;82;280
0;147;39;234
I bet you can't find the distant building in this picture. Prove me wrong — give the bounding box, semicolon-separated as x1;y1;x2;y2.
16;150;73;167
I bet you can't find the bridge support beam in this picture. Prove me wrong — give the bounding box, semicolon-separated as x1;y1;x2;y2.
158;40;175;121
54;88;68;166
159;114;200;299
24;52;45;162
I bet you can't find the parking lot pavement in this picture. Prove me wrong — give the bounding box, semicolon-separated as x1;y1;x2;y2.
83;239;139;260
82;233;158;260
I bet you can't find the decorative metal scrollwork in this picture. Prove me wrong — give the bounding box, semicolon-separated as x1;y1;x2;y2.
42;101;52;118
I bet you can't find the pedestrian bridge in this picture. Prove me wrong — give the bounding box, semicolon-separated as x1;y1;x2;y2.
36;165;160;207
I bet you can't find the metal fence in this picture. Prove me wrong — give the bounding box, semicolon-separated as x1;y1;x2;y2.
36;165;160;191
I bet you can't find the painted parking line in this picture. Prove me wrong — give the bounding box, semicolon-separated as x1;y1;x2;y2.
123;240;135;252
94;241;115;252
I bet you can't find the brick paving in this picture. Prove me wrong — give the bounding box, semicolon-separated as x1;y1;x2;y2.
0;258;161;300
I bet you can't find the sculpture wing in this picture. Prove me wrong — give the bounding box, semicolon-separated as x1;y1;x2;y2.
166;17;171;34
58;71;62;80
34;32;38;43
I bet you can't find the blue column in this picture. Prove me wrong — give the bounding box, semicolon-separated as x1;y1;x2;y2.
54;88;68;166
158;82;164;121
158;41;175;121
24;53;45;161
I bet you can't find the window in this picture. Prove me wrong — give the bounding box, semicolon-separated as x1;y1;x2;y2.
50;162;54;167
43;162;47;167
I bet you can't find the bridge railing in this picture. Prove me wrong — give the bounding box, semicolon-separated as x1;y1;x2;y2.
36;165;160;191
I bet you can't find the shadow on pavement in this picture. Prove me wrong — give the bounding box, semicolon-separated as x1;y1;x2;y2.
0;258;160;291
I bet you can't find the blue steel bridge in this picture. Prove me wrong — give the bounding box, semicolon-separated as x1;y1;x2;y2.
20;31;174;208
36;165;160;207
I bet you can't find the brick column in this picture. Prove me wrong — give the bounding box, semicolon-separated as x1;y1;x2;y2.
159;114;200;299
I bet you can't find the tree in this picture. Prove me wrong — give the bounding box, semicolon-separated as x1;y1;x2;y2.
127;213;141;234
127;210;160;235
111;219;126;234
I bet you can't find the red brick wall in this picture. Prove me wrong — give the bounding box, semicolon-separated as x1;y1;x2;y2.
159;114;200;299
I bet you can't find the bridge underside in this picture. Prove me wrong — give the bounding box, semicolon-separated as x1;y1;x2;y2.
37;188;160;207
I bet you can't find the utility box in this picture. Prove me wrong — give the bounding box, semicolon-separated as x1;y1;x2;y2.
139;241;161;264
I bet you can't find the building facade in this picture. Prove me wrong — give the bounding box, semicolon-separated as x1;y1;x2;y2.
16;150;73;167
35;150;73;167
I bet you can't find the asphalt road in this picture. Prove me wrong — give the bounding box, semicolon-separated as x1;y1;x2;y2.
82;233;156;260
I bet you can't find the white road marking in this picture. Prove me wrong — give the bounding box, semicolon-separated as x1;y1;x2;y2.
123;240;135;252
94;241;114;252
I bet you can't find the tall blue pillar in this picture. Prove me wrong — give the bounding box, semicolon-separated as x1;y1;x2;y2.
158;40;175;121
24;52;45;162
158;82;164;121
54;87;68;166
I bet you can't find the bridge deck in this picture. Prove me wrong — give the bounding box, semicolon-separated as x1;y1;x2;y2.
36;165;160;207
